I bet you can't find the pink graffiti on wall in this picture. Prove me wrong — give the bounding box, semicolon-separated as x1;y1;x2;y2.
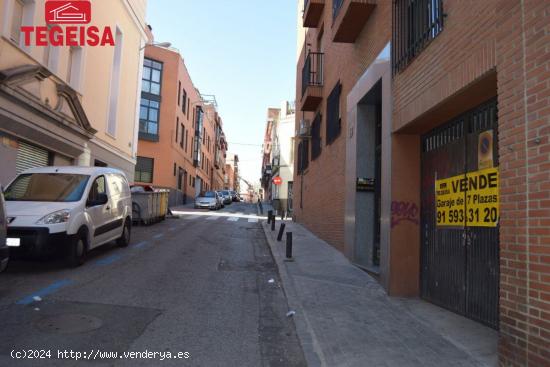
391;201;419;228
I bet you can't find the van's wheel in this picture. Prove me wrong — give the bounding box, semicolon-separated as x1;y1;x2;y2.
117;219;131;247
68;230;87;267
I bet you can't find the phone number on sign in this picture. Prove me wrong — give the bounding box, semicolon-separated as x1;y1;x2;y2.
11;349;191;361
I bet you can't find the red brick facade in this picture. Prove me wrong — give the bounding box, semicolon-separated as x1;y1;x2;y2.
295;0;550;364
294;1;391;252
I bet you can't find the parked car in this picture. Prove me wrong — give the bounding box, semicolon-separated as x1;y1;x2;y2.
194;191;221;210
215;191;225;208
220;190;232;205
3;167;132;267
230;191;239;202
0;189;8;273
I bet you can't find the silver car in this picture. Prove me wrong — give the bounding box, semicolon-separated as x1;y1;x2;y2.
194;191;221;210
220;190;232;205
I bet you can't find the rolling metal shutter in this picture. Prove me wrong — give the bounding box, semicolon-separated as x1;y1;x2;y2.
16;141;49;174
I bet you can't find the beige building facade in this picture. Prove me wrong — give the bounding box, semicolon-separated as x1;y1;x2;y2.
0;0;148;186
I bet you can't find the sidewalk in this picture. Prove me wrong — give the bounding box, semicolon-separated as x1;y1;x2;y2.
258;203;497;367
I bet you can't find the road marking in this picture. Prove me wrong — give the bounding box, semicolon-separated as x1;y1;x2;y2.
133;241;149;249
153;233;164;239
206;216;219;221
227;217;239;222
95;254;122;266
16;280;73;305
248;218;259;223
185;215;201;220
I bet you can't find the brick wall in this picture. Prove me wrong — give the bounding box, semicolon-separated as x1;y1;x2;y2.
496;1;550;365
392;0;550;364
294;2;391;252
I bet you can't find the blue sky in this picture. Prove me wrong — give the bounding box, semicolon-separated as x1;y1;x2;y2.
146;0;298;186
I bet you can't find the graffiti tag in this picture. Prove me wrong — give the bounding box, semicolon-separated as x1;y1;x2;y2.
391;201;419;228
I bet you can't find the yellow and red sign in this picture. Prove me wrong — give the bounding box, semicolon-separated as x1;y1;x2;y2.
435;167;499;227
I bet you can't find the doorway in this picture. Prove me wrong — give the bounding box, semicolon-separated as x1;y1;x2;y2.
421;98;499;329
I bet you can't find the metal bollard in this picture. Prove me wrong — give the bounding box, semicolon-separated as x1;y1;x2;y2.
271;215;276;231
277;223;286;241
280;211;285;220
267;210;273;224
285;232;293;259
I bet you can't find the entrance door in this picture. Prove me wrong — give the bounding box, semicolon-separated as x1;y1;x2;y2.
421;99;499;329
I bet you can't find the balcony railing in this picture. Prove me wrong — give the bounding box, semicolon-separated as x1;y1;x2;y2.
301;52;324;97
392;0;444;74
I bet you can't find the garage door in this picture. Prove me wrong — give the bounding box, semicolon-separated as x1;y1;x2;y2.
16;141;49;174
421;98;499;329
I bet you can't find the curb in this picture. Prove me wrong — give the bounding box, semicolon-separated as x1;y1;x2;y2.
259;219;326;367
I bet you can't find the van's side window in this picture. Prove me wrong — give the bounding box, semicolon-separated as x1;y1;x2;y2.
88;176;106;202
108;174;121;196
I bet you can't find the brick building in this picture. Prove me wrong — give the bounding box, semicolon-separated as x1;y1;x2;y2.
294;0;550;365
135;44;226;204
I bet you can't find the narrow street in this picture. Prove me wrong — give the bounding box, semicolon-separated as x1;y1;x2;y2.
0;203;305;366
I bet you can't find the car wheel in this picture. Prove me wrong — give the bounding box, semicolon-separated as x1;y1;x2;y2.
68;230;87;267
117;219;131;247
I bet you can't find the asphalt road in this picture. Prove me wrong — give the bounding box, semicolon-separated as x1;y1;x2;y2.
0;202;306;367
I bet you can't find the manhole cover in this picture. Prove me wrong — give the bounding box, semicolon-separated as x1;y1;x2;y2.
35;314;103;334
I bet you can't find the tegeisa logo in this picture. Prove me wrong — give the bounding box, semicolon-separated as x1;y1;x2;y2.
22;0;115;47
46;1;91;24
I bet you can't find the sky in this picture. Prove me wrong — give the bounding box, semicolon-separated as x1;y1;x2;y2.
146;0;298;187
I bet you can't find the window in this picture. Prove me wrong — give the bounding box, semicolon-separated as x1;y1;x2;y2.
185;130;188;153
178;81;181;106
88;176;106;202
139;98;160;139
297;140;309;174
311;113;322;160
173;162;176;176
11;0;24;43
135;157;154;183
182;89;187;114
67;46;84;90
107;27;123;136
392;0;444;74
326;82;341;145
180;124;184;148
176;118;179;143
142;58;162;95
187;98;190;120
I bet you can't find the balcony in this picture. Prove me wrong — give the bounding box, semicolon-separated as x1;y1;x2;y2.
301;52;324;112
303;0;325;28
332;0;376;43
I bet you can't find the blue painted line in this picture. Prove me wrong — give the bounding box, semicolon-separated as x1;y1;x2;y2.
16;279;73;305
94;254;122;266
133;241;149;249
153;234;164;239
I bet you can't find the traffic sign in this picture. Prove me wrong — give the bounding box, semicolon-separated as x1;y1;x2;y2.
272;176;282;185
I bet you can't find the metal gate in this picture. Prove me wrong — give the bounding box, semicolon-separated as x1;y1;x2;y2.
16;141;49;174
421;98;499;329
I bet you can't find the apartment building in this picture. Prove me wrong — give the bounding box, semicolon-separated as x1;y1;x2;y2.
295;0;550;365
261;102;296;214
134;45;226;203
225;153;239;192
0;0;148;186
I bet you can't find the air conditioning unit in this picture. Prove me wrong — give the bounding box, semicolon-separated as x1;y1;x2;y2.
298;119;311;138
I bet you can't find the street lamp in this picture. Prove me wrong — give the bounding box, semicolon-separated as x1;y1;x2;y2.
140;41;171;50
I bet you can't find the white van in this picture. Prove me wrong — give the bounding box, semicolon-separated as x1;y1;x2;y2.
3;166;132;266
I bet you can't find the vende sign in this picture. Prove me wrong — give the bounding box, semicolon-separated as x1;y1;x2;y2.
22;1;115;47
